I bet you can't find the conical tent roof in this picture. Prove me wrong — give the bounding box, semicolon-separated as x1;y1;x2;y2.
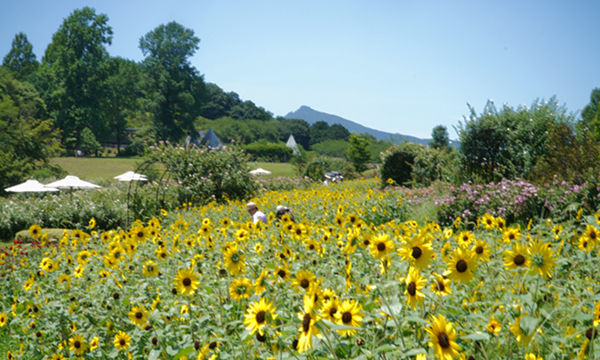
200;128;223;149
285;134;301;155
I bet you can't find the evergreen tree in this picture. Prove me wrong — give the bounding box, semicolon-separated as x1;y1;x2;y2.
347;133;371;173
2;32;39;81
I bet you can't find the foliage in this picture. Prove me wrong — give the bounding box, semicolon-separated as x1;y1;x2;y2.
80;127;102;156
119;127;154;157
456;98;575;183
303;156;356;182
579;87;600;141
2;32;39;81
347;133;371;173
276;117;311;150
242;141;293;162
139;21;207;142
311;139;349;159
36;7;113;151
206;117;279;145
0;68;63;192
380;149;414;187
429;124;450;150
147;141;257;205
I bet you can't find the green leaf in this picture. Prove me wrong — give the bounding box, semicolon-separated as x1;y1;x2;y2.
404;348;427;356
403;316;428;324
166;345;180;356
173;346;194;359
148;349;161;360
572;312;592;322
462;332;490;341
520;316;541;336
372;344;397;353
107;348;120;358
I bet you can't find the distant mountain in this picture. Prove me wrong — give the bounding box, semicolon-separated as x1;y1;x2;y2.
284;106;429;145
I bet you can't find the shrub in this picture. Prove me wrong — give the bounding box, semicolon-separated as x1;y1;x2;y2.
242;141;293;162
380;149;414;187
303;156;356;182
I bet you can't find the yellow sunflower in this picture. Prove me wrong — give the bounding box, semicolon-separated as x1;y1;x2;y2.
76;250;91;264
223;243;246;276
472;239;491;263
69;333;87;355
292;269;317;292
128;305;148;327
425;314;462;360
405;267;427;310
528;239;555;279
431;273;452;297
48;353;66;360
369;233;395;259
29;224;42;239
335;299;363;336
455;231;475;247
321;297;340;322
274;265;290;282
143;260;159;277
486;316;501;335
173;267;200;295
480;213;495;229
397;233;434;271
0;312;7;327
243;298;277;335
503;227;521;243
253;269;269;294
494;217;506;231
503;243;529;271
113;330;131;350
229;277;253;301
297;294;321;353
583;224;600;248
446;247;477;283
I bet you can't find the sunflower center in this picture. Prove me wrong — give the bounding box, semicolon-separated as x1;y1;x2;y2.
74;341;81;349
456;260;468;273
475;246;483;254
277;270;286;278
591;231;597;240
236;285;247;295
407;282;417;296
329;307;337;317
363;239;370;246
532;253;545;267
255;310;266;324
302;313;311;332
183;278;192;286
438;333;450;348
342;312;352;324
135;312;143;319
231;253;240;263
300;279;309;289
462;236;468;242
120;339;126;346
583;241;588;248
309;245;315;250
412;246;422;259
514;254;525;266
137;231;144;238
377;242;386;252
509;234;515;240
436;280;445;292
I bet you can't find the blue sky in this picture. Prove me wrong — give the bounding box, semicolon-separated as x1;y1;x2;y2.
1;0;599;139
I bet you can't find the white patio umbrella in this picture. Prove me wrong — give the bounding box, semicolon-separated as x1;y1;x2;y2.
4;180;59;193
249;168;272;175
45;175;101;191
114;171;148;182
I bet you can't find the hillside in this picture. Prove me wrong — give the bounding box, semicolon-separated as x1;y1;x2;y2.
284;106;429;145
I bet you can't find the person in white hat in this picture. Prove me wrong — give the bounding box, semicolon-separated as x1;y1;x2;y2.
246;202;267;224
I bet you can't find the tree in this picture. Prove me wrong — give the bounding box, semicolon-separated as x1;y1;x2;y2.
200;83;237;120
347;133;371;173
309;121;330;147
2;32;39;81
0;68;62;192
80;127;102;156
429;125;450;150
277;117;311;150
326;123;350;141
102;57;140;154
580;88;600;141
36;7;113;152
139;21;207;142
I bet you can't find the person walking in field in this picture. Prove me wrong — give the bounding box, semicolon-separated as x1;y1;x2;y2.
246;202;267;224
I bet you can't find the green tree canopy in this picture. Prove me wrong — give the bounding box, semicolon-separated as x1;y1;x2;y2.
580;88;600;141
326;123;350;141
139;21;207;142
309;121;330;147
277;117;311;150
2;32;39;81
430;125;450;150
36;7;113;151
347;133;371;173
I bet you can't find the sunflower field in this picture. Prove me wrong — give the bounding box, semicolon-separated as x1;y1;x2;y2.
1;178;599;360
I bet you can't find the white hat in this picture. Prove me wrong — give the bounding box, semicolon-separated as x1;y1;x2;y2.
276;205;287;212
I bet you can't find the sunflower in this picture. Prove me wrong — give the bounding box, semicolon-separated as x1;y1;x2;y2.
321;297;340;322
223;243;246;276
244;298;277;335
113;330;131;350
321;288;338;304
29;224;42;239
398;233;434;271
39;257;56;272
425;314;461;360
88;218;96;229
173;268;200;295
494;217;506;231
128;305;148;327
292;269;317;292
369;233;395;259
297;295;321;353
446;247;477;283
455;231;475;247
253;269;269;294
334;214;345;228
335;299;363;336
593;301;600;327
48;353;66;360
0;312;7;327
431;273;452;297
583;224;600;248
229;277;253;301
143;260;159;277
472;239;491;263
480;213;495;230
503;227;521;243
510;316;534;346
528;239;556;279
292;223;307;239
69;333;87;355
358;233;373;249
274;265;290;282
76;250;91;264
235;229;249;242
486;316;501;335
405;267;427;310
155;247;170;261
503;243;529;271
304;239;322;254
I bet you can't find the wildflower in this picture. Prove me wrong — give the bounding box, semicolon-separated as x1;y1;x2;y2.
173;268;199;295
335;299;363;336
405;267;426;310
425;314;461;360
113;330;131;350
243;298;277;335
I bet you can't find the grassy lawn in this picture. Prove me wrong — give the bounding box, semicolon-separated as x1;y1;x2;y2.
50;157;297;180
